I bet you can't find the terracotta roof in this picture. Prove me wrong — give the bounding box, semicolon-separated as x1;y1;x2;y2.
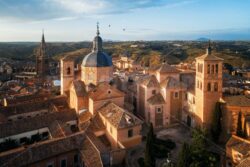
160;76;186;89
98;102;142;129
80;136;103;167
89;83;124;101
0;132;86;167
156;63;180;73
88;114;106;132
0;110;77;138
147;93;165;105
71;80;88;97
226;135;250;156
196;52;223;61
140;75;160;88
236;156;250;167
223;95;250;107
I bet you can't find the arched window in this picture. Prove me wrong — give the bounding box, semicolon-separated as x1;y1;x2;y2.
215;64;219;74
67;67;71;75
207;64;210;74
214;82;218;91
207;83;211;91
212;65;214;74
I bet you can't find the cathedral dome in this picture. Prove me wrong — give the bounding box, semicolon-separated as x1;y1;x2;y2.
82;51;112;67
82;24;112;67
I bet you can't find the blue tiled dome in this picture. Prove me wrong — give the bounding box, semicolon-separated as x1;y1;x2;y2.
82;26;112;67
82;51;112;67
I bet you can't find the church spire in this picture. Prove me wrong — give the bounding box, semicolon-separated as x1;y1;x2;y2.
41;29;45;44
96;22;100;36
93;22;103;52
207;40;212;55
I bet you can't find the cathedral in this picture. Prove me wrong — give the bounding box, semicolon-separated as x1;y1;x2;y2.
36;31;49;77
60;24;142;152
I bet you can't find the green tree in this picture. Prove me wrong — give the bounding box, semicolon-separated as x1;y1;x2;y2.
243;119;248;139
144;123;156;167
177;142;191;167
211;102;222;142
236;111;244;137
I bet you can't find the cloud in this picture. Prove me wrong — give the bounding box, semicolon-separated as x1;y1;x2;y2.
0;0;196;22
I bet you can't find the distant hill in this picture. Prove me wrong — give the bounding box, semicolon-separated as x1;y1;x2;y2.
0;41;249;68
196;37;210;41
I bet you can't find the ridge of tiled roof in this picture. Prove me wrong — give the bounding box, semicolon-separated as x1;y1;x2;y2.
0;132;86;167
89;83;124;101
156;63;180;73
140;75;160;88
0;110;77;138
226;135;250;156
147;93;165;105
160;76;186;89
223;95;250;107
236;156;250;167
98;102;142;129
71;80;88;97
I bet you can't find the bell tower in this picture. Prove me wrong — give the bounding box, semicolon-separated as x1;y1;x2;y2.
60;56;74;95
195;41;223;129
36;30;49;77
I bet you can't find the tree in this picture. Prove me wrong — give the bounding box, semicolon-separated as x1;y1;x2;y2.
144;123;156;167
177;142;191;167
236;111;244;137
211;102;222;142
243;119;248;138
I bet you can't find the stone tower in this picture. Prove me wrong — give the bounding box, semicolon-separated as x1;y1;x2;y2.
36;31;49;77
195;41;223;129
60;56;75;95
81;23;113;85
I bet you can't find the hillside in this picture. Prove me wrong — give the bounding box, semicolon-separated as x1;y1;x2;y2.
0;41;249;68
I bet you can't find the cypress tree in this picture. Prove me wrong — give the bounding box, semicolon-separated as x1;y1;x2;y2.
211;102;222;142
144;123;155;167
243;119;248;138
236;111;243;137
177;142;190;167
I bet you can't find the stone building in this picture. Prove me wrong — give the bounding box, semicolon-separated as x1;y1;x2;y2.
60;24;142;165
36;31;49;77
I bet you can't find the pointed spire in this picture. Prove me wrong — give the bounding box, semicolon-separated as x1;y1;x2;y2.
96;22;100;36
207;40;212;55
41;29;45;44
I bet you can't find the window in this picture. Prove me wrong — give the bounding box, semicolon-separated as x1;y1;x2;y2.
67;67;71;75
214;82;218;92
197;63;203;73
128;129;133;138
152;90;156;95
207;83;211;91
211;65;214;74
60;159;67;167
185;93;188;100
215;64;219;73
207;64;210;74
74;154;79;164
174;92;179;99
156;107;162;113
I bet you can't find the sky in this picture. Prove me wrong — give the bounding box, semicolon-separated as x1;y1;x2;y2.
0;0;250;41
